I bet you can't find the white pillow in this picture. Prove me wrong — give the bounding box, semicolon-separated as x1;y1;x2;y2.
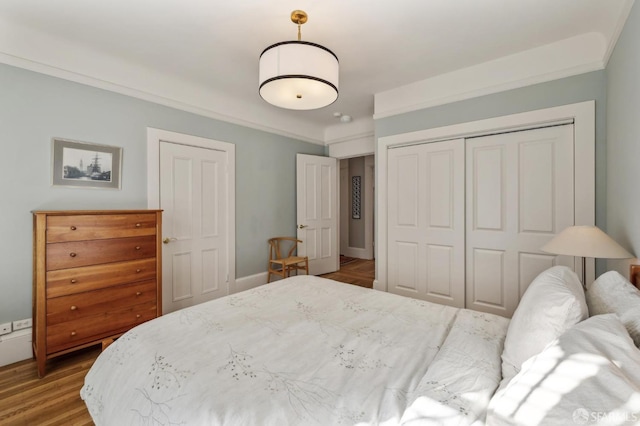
621;311;640;348
587;270;640;315
587;270;640;347
500;266;587;385
487;314;640;426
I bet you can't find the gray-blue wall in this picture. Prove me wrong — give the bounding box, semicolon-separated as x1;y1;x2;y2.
606;1;640;263
0;63;324;324
375;70;608;274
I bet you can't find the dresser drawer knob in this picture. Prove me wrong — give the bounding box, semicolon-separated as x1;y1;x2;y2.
135;223;141;228
69;252;77;258
70;305;77;311
70;331;77;337
136;292;142;296
70;279;77;284
136;269;141;273
70;226;77;231
136;314;141;319
135;246;141;250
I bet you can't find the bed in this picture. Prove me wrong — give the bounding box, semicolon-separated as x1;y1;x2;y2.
81;267;640;425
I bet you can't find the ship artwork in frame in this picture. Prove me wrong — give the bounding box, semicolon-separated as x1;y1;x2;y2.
52;138;122;189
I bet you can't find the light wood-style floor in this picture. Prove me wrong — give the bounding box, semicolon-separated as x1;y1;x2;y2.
320;257;375;288
0;346;98;425
0;258;375;425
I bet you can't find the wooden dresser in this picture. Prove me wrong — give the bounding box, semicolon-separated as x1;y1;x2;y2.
32;210;162;377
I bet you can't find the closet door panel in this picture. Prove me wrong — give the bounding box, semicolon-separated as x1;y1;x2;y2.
466;125;574;317
472;146;505;231
391;241;420;293
518;252;556;298
470;248;506;308
387;140;465;307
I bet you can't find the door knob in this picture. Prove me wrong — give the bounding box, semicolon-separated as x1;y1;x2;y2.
298;224;307;229
163;237;177;244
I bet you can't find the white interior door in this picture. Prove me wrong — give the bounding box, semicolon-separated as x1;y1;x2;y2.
160;141;229;313
387;139;465;307
465;125;574;317
296;154;339;275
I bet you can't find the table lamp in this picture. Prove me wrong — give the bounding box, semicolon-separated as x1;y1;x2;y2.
541;225;633;288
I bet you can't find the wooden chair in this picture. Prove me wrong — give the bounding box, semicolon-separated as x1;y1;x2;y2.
267;237;309;283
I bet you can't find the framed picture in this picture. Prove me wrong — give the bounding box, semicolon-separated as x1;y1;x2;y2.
351;175;361;219
52;138;122;189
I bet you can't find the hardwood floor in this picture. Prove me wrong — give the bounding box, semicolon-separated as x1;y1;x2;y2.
320;257;375;289
0;258;374;425
0;346;98;425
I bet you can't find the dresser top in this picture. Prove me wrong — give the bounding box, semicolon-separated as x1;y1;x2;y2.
33;210;162;215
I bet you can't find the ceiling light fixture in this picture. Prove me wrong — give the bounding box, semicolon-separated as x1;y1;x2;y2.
259;10;339;110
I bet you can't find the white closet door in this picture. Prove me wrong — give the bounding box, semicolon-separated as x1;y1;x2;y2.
465;125;574;317
387;139;465;307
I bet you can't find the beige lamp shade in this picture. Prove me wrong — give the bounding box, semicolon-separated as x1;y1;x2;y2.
541;225;633;259
259;41;339;110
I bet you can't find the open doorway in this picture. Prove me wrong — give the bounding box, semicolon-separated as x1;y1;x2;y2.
322;155;374;287
340;155;374;260
325;134;376;287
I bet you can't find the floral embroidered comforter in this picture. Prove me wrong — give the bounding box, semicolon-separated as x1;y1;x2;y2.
81;275;509;425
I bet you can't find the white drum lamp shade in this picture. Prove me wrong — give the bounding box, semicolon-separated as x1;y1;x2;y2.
259;41;339;110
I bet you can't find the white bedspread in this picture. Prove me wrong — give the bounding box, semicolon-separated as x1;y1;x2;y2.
81;276;509;425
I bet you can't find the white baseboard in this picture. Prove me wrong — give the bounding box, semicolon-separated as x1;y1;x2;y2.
232;272;270;293
343;247;373;260
0;328;32;367
373;279;385;292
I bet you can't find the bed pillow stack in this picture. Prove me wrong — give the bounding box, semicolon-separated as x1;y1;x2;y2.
586;270;640;347
487;314;640;426
499;266;588;386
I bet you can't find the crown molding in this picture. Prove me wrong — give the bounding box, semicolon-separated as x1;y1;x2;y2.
374;33;607;120
324;117;375;145
602;0;636;66
0;18;326;145
0;52;326;145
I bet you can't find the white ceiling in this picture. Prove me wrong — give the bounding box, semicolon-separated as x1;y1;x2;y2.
0;0;633;144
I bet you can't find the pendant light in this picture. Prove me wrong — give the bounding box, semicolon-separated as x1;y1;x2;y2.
259;10;339;110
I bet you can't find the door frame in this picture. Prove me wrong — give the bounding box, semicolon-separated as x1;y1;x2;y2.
146;128;236;292
296;153;339;275
376;101;595;292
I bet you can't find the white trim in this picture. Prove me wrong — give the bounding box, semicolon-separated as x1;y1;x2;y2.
325;117;375;145
0;40;324;146
375;101;596;292
146;128;236;294
233;272;269;294
343;247;370;259
0;328;32;368
602;0;636;66
374;34;606;120
364;155;375;260
328;135;375;159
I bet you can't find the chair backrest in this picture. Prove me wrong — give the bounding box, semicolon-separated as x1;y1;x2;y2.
268;237;302;260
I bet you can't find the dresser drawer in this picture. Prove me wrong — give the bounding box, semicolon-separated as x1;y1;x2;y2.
46;280;156;326
47;214;157;243
46;301;157;354
46;236;156;271
46;258;156;298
